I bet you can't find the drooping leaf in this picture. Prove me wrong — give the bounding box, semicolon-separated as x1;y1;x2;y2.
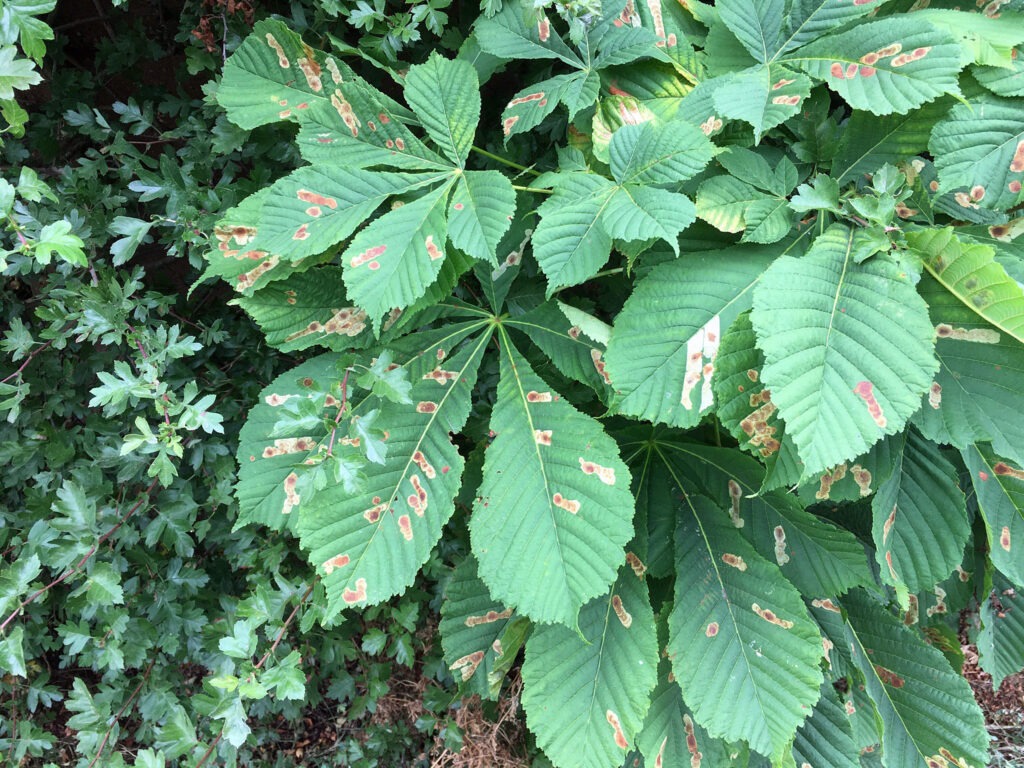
439;555;515;698
975;55;1024;98
696;175;793;244
977;570;1024;689
234;267;373;353
752;224;938;477
962;444;1024;587
913;272;1024;468
844;590;989;768
788;19;963;115
470;331;634;627
297;325;490;619
870;429;969;593
606;245;777;428
522;567;657;768
909;228;1024;345
668;492;824;762
793;681;859;768
404;53;480;167
341;179;456;329
929;95;1024;211
500;72;600;139
447;170;516;265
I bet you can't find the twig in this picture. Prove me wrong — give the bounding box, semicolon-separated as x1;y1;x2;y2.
325;369;351;457
86;659;157;768
471;145;542;177
254;581;317;670
0;478;159;635
195;733;223;768
1;338;56;385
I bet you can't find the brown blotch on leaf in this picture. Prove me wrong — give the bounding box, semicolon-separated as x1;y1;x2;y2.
1000;526;1012;551
853;380;887;428
606;710;629;750
873;664;905;688
580;457;616;485
994;461;1024;480
465;609;513;627
612;595;632;628
342;577;368;604
526;390;552;403
752;603;794;629
625;551;647;578
416;401;438;414
811;598;841;613
450;651;485;681
705;622;719;638
722;553;748;571
322;553;350;575
552;492;581;514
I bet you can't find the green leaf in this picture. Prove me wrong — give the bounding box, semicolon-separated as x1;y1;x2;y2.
219;619;257;659
871;429;969;592
341;179;456;329
844;590;989;768
669;492;824;762
781;0;886;52
0;45;41;100
793;681;860;768
929;95;1024;212
608;120;713;186
696;175;793;244
752;225;938;477
913;272;1024;468
962;444;1024;587
404;52;480;167
716;0;784;63
0;625;26;677
975;55;1024;98
789;19;963;115
447;170;516;265
522;566;657;768
711;64;812;140
355;350;414;405
299;326;489;619
440;556;515;698
832;99;954;184
909;228;1024;345
978;570;1024;689
470;332;634;627
234;267;373;353
605;246;777;428
474;6;580;66
34;220;86;266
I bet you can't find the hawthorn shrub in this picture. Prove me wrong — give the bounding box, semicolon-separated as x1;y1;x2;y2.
208;0;1024;766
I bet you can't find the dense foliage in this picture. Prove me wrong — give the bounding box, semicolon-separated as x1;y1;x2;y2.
4;0;1024;766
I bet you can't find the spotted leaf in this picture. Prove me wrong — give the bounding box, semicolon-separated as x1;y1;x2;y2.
963;444;1024;587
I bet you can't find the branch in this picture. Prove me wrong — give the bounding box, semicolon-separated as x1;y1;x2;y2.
0;478;159;635
0;337;57;385
86;659;156;768
254;580;317;670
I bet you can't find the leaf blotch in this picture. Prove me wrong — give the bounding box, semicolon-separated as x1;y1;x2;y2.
721;553;747;571
611;595;632;628
322;553;350;574
580;457;616;485
606;710;629;750
465;609;513;627
342;577;367;604
752;603;794;629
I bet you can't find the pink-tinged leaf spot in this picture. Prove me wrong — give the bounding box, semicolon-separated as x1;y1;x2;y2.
606;710;629;749
885;550;899;581
625;551;647;578
728;479;744;527
853;380;887;428
816;464;847;500
534;429;552;446
1009;181;1022;193
507;92;545;108
823;636;834;668
611;595;632;628
882;504;897;544
465;609;513;627
293;224;310;240
503;116;519;136
874;665;905;688
408;475;428;516
283;472;301;514
994;461;1024;480
772;78;795;90
330;89;361;136
936;323;1000;343
398;514;413;541
538;17;550;41
568;325;582;339
580;457;616;485
655;736;668;768
773;525;790;566
705;622;719;638
591;348;613;385
684;714;703;767
322;553;350;574
395;138;405;151
646;0;667;46
264;393;297;406
699;115;723;135
265;34;289;68
926;586;948;617
851;464;872;497
297;189;339;209
351;244;386;268
752;603;794;629
928;381;942;409
552;492;581;514
811;598;841;613
262;436;317;458
1001;526;1012;551
721;552;748;571
342;577;367;604
297;51;323;92
416;401;438;414
451;651;485;681
526;390;552;403
845;700;856;715
425;235;444;261
971;185;985;202
363;502;385;523
412;450;437;479
877;43;902;57
453;202;464;211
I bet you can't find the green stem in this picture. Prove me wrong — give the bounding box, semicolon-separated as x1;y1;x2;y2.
512;185;552;194
472;145;542;177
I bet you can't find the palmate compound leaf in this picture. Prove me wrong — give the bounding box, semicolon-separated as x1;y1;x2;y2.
659;441;873;599
962;444;1024;587
870;429;969;593
521;566;657;768
470;330;634;627
712;311;804;491
913;272;1024;469
843;590;989;768
403;53;479;168
341;179;455;331
978;570;1024;689
233;266;374;353
297;323;491;619
668;491;824;762
751;224;938;478
533;120;711;293
604;245;777;429
786;18;964;116
928;95;1024;212
439;555;515;698
636;657;748;768
909;228;1024;346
